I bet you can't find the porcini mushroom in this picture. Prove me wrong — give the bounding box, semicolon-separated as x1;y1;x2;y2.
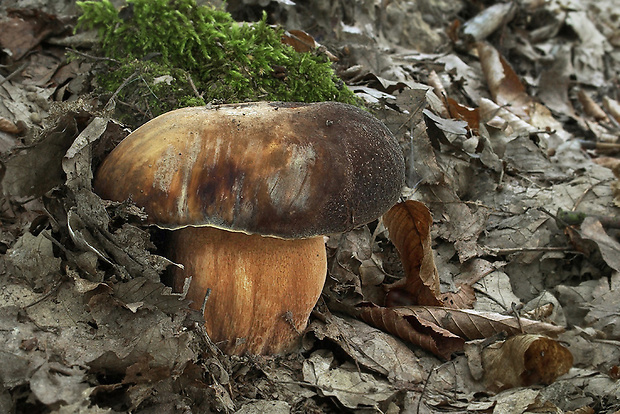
94;101;405;355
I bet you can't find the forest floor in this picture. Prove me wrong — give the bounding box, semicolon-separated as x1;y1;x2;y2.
1;0;620;413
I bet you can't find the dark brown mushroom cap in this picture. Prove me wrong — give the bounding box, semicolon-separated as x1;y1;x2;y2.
94;101;405;238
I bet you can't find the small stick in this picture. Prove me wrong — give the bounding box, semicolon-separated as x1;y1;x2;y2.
67;48;120;64
0;61;28;86
186;73;203;100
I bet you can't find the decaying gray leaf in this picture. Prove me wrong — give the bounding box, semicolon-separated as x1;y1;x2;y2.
87;292;193;371
5;231;61;290
309;314;424;384
579;217;620;274
30;362;90;406
236;400;291;414
2;113;77;198
302;349;394;409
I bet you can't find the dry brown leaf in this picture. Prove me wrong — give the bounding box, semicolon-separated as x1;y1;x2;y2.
281;29;316;53
441;283;476;309
603;96;620;124
446;97;480;132
281;29;337;61
577;89;609;121
477;41;534;120
467;334;573;391
383;200;443;307
358;304;464;359
393;306;565;340
0;118;21;134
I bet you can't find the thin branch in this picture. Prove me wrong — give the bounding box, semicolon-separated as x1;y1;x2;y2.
67;48;121;64
0;61;29;86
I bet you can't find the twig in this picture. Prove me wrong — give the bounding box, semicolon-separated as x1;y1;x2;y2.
417;366;436;414
186;73;203;99
397;98;426;132
572;179;610;211
0;61;29;86
510;302;524;334
104;70;140;112
482;245;574;255
67;48;121;64
579;140;620;152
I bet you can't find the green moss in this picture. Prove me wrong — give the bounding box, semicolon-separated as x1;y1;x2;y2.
75;0;359;122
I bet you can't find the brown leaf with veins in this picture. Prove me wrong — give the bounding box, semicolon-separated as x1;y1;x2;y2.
359;304;566;359
383;200;443;307
393;306;565;340
358;304;464;360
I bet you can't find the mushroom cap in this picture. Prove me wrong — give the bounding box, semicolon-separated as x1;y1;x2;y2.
94;101;405;238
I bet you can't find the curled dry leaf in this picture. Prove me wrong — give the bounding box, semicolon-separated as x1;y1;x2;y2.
382;200;443;307
477;42;534;120
281;29;337;61
461;2;517;42
603;96;620;124
358;304;465;359
357;304;565;359
281;29;317;53
466;334;573;391
577;89;609;121
393;306;565;340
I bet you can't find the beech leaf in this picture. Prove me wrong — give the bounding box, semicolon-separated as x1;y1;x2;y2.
383;200;443;306
392;306;565;340
358;304;464;359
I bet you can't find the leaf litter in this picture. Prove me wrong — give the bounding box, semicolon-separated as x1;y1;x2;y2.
1;0;620;412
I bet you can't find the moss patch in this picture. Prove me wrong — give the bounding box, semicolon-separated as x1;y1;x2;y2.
76;0;359;123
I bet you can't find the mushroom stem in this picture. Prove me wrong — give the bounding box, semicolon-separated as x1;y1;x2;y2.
171;226;327;355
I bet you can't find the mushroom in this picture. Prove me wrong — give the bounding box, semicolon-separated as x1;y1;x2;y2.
94;101;405;355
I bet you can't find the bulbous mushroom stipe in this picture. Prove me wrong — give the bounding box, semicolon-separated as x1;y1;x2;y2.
94;101;405;355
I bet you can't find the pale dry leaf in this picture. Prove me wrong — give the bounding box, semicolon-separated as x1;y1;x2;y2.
30;362;90;406
603;96;620;124
477;41;534;120
308;314;424;383
5;231;61;291
423;108;468;137
537;44;577;118
2;113;78;198
577;89;609;121
579;217;620;273
302;349;395;409
114;277;186;316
